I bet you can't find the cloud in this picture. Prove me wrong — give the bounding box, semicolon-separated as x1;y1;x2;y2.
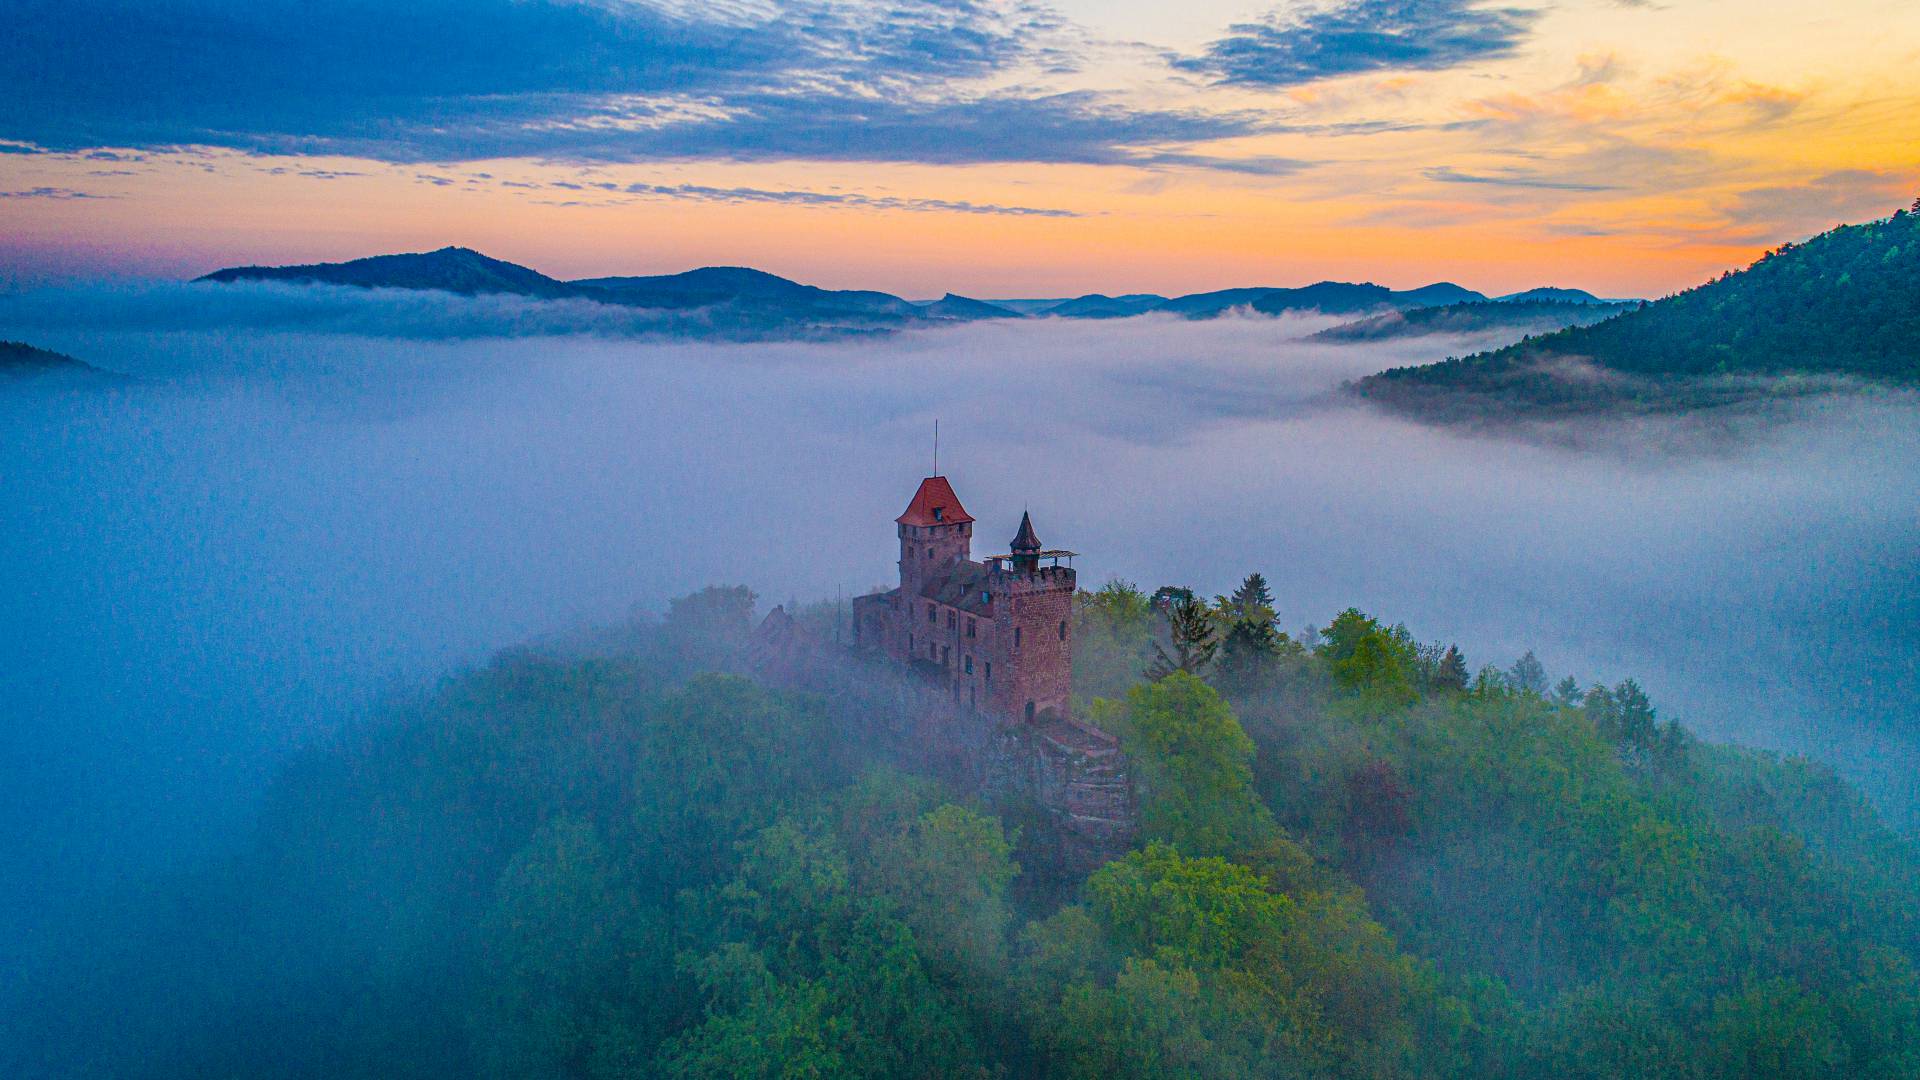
1177;0;1540;88
1423;165;1618;191
617;182;1080;216
1724;170;1915;240
1134;152;1312;176
0;187;111;199
1;0;1273;171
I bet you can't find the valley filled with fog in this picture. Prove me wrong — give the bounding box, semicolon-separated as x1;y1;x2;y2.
5;284;1918;960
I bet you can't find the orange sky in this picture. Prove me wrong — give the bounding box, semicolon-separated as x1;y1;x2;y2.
3;0;1916;298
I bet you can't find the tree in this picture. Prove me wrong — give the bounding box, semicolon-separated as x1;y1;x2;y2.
1552;675;1582;708
1076;579;1158;701
1319;610;1418;708
476;818;670;1079
1097;672;1271;858
1149;585;1194;613
1229;572;1275;612
867;804;1018;980
1434;645;1470;692
1215;578;1285;694
1509;651;1548;695
1146;594;1218;680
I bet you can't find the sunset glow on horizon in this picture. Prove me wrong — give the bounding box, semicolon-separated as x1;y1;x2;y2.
4;0;1917;298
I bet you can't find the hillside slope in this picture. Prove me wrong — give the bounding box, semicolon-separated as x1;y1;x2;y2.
1355;204;1920;419
1314;299;1631;343
198;247;578;299
1;341;120;383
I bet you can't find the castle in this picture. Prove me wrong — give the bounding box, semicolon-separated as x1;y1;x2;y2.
852;475;1077;723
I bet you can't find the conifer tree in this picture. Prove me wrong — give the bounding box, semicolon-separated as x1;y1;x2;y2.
1509;650;1547;695
1434;645;1469;692
1229;572;1274;612
1147;594;1218;679
1552;675;1582;708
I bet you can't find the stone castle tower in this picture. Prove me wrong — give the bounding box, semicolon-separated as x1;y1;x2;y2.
852;475;1077;721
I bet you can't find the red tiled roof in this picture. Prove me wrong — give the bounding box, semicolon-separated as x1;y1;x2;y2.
896;475;975;526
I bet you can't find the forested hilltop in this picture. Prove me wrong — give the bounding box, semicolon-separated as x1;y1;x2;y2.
1354;200;1920;421
6;580;1917;1078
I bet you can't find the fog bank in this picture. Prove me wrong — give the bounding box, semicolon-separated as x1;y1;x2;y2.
4;287;1917;958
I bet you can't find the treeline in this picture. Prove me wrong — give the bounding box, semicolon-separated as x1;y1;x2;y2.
1354;198;1920;419
4;580;1917;1078
1311;300;1628;344
1079;576;1920;1076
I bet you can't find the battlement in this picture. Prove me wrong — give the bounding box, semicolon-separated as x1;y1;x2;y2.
986;561;1077;593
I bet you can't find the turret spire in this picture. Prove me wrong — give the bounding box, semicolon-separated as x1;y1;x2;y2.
1011;510;1041;552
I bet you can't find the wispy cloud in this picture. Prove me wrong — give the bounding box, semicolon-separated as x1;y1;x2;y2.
1723;170;1914;239
0;0;1278;173
1424;165;1618;192
0;187;111;200
618;182;1081;217
1177;0;1540;88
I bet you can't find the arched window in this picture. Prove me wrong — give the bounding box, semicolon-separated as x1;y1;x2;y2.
1058;620;1067;641
1024;700;1035;722
1014;626;1022;648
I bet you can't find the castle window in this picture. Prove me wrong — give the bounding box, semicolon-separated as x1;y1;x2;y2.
964;655;973;674
948;611;956;629
966;618;975;638
933;506;944;521
930;642;938;659
1014;626;1021;648
926;548;933;560
928;604;937;624
1025;701;1036;722
985;662;991;681
1058;620;1067;641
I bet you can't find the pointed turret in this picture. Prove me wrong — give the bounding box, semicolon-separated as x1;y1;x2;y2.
1011;511;1041;552
1011;511;1042;571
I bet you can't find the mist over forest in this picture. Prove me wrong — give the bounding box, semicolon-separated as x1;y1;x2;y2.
4;284;1919;1073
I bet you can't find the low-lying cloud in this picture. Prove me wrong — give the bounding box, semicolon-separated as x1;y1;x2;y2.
3;292;1916;966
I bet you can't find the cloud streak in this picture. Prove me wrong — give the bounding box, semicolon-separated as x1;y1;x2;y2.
1;0;1281;172
617;182;1080;216
1178;0;1540;88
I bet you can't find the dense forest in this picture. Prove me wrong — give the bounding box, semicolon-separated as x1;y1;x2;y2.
1311;300;1628;343
1354;200;1920;420
5;580;1917;1078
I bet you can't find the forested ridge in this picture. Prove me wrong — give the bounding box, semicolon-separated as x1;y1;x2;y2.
6;580;1917;1078
1354;200;1920;419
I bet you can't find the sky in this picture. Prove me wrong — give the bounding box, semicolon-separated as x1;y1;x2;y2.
2;0;1918;297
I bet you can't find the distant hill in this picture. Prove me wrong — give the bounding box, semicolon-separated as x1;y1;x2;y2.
576;265;919;320
1354;205;1920;420
1157;281;1491;319
1314;299;1631;343
916;294;1023;321
194;247;1630;338
1;341;120;384
198;247;579;299
1496;287;1616;305
1042;293;1169;319
202;250;942;335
